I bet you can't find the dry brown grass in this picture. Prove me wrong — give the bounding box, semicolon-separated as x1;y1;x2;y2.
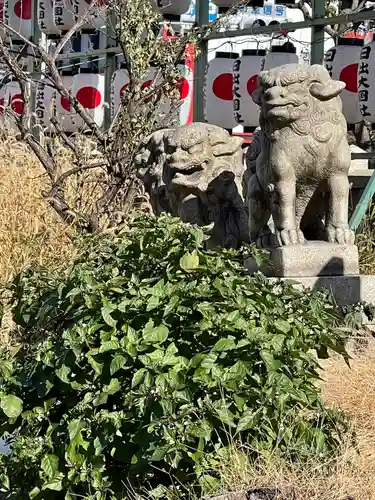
0;134;77;283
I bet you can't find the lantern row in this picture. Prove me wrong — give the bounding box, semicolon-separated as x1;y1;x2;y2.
0;0;193;38
0;58;194;132
204;38;375;131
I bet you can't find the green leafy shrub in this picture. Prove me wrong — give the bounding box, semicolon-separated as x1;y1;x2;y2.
0;215;349;499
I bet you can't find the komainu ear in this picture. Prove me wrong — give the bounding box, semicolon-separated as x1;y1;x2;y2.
309;80;345;100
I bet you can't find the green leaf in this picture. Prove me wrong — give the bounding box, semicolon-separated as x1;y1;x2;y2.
56;364;71;384
274;319;291;334
101;306;117;328
29;487;40;499
110;354;126;375
68;419;85;442
42;477;63;491
236;411;259;433
180;250;199;271
213;338;236;352
132;368;146;388
99;340;120;353
0;473;9;490
41;454;59;479
143;323;169;344
104;378;121;395
0;394;23;419
261;350;282;371
87;354;103;375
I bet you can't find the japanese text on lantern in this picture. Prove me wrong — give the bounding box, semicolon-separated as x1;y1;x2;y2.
324;48;336;77
38;0;46;30
233;59;244;125
54;0;64;27
36;83;46;120
358;45;371;117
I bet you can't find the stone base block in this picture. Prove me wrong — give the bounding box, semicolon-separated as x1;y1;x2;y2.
280;275;375;308
245;242;359;278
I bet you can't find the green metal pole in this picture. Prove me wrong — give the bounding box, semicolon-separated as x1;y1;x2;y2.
193;0;209;122
350;168;375;231
310;0;325;65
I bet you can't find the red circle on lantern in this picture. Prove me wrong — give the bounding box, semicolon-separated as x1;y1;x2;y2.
247;74;258;96
120;83;129;98
212;73;233;101
339;63;358;93
60;95;71;111
177;77;189;100
141;80;153;90
76;86;102;109
14;0;31;20
11;94;23;114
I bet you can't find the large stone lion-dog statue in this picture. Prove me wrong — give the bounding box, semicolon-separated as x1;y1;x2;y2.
247;63;355;248
135;123;249;249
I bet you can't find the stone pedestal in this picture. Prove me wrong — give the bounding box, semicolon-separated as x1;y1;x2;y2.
244;242;375;311
245;242;359;278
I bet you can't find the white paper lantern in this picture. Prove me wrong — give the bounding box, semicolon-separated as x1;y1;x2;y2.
262;42;299;70
38;0;59;34
153;0;190;15
55;74;83;133
110;66;159;120
35;78;55;131
358;42;375;123
73;0;106;29
158;62;194;126
110;67;129;118
324;38;363;124
4;0;32;39
53;0;75;31
233;49;265;129
178;62;194;125
72;71;105;128
204;51;239;130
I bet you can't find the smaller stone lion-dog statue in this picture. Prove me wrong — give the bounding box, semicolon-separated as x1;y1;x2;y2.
135;123;249;249
247;63;355;248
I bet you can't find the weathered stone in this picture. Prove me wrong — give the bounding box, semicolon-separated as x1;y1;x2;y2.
278;274;375;308
135;123;249;249
245;242;359;278
247;488;295;500
206;488;294;500
246;63;355;248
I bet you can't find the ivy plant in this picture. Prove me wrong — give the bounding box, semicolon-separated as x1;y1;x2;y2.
0;215;349;499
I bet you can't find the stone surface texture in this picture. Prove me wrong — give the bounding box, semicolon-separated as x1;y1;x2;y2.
247;63;355;248
245;242;359;278
135;123;249;249
282;274;375;307
206;488;295;500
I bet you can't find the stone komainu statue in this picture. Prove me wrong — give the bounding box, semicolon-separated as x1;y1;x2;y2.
135;123;249;249
247;63;355;247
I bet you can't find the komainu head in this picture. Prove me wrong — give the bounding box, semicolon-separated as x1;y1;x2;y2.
252;63;346;124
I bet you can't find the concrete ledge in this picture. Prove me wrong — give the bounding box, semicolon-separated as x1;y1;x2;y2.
245;242;359;278
280;275;375;307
